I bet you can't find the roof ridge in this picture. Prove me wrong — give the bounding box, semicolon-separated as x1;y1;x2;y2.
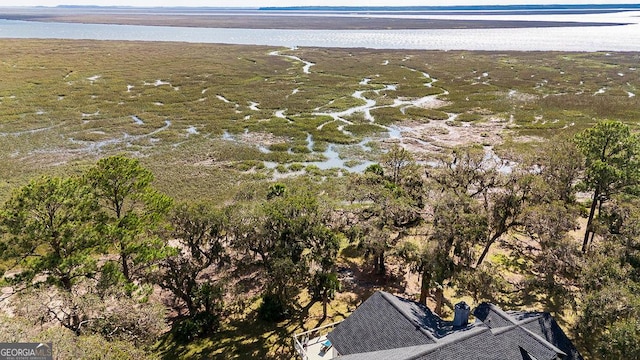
514;313;545;326
379;291;439;343
406;326;491;359
489;318;567;358
483;303;518;327
518;322;567;357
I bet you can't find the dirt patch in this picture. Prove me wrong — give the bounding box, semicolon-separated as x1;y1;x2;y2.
392;117;509;155
406;96;451;110
238;131;289;146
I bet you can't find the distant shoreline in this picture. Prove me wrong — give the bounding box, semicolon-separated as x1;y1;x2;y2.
258;4;640;12
0;6;631;30
43;3;640;12
0;15;624;30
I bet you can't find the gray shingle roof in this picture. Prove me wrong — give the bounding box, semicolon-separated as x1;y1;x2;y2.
474;302;517;328
326;291;583;360
326;291;437;355
516;312;584;360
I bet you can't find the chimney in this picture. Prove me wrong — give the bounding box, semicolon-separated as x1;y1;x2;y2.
453;301;470;328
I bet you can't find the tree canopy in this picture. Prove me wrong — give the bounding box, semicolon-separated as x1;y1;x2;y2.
575;120;640;252
86;155;173;283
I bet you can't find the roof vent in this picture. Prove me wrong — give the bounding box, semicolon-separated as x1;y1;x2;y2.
453;301;471;328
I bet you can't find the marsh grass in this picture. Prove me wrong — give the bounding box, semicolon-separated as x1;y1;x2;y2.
0;39;638;204
405;107;449;121
457;113;483;122
370;107;404;125
343;123;384;137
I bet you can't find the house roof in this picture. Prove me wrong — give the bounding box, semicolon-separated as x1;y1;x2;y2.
327;291;583;360
326;291;438;355
510;310;584;360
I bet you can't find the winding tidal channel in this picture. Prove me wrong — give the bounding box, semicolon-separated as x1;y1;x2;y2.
218;50;514;175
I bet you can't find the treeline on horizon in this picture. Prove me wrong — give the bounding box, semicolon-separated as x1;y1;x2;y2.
51;4;640;11
259;4;640;11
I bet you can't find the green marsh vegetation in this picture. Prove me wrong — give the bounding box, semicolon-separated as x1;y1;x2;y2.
1;39;640;359
0;40;638;203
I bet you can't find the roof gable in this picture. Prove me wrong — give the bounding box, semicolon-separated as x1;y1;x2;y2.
517;312;584;360
326;292;582;360
474;302;517;328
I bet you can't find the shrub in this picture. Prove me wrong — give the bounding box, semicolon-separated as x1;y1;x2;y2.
172;312;220;343
457;113;482;122
289;163;305;172
405;107;449;120
257;294;289;322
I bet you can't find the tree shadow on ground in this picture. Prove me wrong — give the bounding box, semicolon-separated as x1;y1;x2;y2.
157;298;320;360
337;244;406;302
157;244;416;359
157;316;293;359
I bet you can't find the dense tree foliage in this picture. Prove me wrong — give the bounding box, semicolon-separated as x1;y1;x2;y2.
1;176;100;290
0;166;169;343
344;148;423;275
575;120;640;252
508;139;583;311
154;203;229;341
426;145;527;267
2;121;640;358
0;176;101;332
86;155;173;284
570;193;640;358
232;185;339;321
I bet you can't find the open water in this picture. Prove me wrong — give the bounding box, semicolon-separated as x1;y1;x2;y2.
0;10;639;51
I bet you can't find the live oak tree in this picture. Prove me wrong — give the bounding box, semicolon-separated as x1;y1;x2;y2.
155;203;228;340
86;155;172;284
346;191;421;275
408;141;581;311
529;136;583;204
429;191;486;314
345;155;423;275
575;120;640;252
496;137;584;311
396;239;445;308
427;145;527;267
233;185;339;320
427;145;499;198
516;201;581;312
475;174;532;266
382;145;425;207
307;225;340;319
383;145;415;186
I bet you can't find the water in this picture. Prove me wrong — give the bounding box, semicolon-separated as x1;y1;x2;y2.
221;130;234;140
307;144;375;172
186;126;199;135
0;10;639;50
131;115;144;125
269;143;375;173
270;50;315;72
68;120;171;152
